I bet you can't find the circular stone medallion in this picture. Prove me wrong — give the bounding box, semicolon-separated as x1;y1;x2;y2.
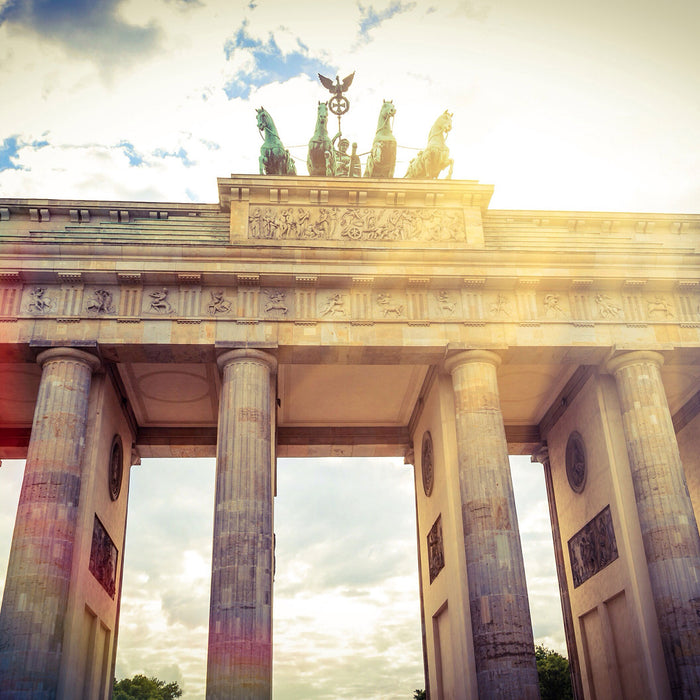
109;435;123;501
565;431;587;494
421;431;434;497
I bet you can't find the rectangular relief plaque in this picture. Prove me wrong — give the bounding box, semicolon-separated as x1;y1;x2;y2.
428;514;445;583
89;515;118;598
568;504;618;588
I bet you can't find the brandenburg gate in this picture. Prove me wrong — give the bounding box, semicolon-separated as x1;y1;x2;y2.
0;173;699;699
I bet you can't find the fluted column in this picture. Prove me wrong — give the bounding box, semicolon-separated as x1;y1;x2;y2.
207;349;277;700
606;350;700;696
444;350;539;699
0;348;100;698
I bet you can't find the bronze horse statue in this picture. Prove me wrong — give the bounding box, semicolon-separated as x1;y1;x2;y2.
256;107;296;176
364;100;397;178
307;101;335;177
404;110;454;179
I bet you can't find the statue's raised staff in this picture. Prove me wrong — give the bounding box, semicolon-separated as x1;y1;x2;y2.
256;107;296;175
307;101;336;177
364;100;397;178
404;110;454;179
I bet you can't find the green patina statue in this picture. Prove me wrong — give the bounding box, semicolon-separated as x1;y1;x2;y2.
364;100;397;178
307;101;336;177
404;110;454;179
256;107;296;176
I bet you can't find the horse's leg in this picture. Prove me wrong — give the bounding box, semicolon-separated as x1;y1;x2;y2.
446;158;454;179
259;154;266;175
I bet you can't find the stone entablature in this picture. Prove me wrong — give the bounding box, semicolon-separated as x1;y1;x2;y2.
3;277;699;328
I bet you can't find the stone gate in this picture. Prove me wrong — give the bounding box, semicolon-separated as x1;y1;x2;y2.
0;174;699;699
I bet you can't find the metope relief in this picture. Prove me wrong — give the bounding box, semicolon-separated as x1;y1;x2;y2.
568;505;618;588
595;294;622;319
28;287;53;314
249;205;465;242
263;289;288;315
543;293;567;318
427;514;445;583
86;289;115;314
436;290;457;315
647;296;674;319
89;515;118;598
319;293;346;317
147;288;175;314
207;289;232;315
376;293;404;318
421;431;434;497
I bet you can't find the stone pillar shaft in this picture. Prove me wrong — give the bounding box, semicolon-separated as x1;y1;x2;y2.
206;349;277;700
607;351;700;695
445;350;539;699
0;348;100;698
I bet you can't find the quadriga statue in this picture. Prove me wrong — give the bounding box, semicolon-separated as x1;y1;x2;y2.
256;107;297;176
364;100;397;178
404;110;454;179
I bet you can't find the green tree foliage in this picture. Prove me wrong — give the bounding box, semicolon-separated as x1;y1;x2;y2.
412;691;426;700
113;674;182;700
535;644;573;700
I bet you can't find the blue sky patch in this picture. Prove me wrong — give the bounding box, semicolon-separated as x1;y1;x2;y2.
0;135;23;171
358;1;416;41
223;23;335;100
154;147;195;167
119;141;145;167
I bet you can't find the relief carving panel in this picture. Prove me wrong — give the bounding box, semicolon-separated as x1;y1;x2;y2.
428;514;445;583
568;505;619;588
249;206;465;242
89;515;118;598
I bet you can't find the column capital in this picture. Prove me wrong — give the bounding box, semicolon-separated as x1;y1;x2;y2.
444;349;501;375
216;348;277;374
530;444;550;467
604;349;664;375
36;347;101;373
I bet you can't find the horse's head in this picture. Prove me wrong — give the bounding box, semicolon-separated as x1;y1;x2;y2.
317;101;328;126
256;107;270;132
437;110;453;134
428;110;453;144
381;100;396;120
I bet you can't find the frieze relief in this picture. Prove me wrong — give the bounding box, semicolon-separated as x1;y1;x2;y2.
12;283;700;325
249;205;466;242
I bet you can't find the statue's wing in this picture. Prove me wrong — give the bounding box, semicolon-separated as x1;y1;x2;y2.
318;73;334;92
341;71;355;92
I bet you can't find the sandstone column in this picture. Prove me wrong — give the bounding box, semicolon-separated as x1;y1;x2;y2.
207;349;277;700
0;347;100;698
606;350;700;695
444;350;539;699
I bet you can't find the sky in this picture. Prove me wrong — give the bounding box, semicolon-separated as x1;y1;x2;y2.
0;0;698;697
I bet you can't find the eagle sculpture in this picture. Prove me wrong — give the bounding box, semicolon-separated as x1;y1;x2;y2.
318;72;355;97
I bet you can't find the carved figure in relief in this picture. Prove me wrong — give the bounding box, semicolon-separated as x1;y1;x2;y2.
320;293;345;316
87;289;114;314
377;293;404;317
28;287;52;313
208;290;231;314
149;288;174;314
595;294;621;319
264;290;288;314
544;293;566;318
404;110;454;179
647;295;674;318
364;100;397;178
256;107;297;176
490;294;511;317
437;291;456;314
308;102;336;177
